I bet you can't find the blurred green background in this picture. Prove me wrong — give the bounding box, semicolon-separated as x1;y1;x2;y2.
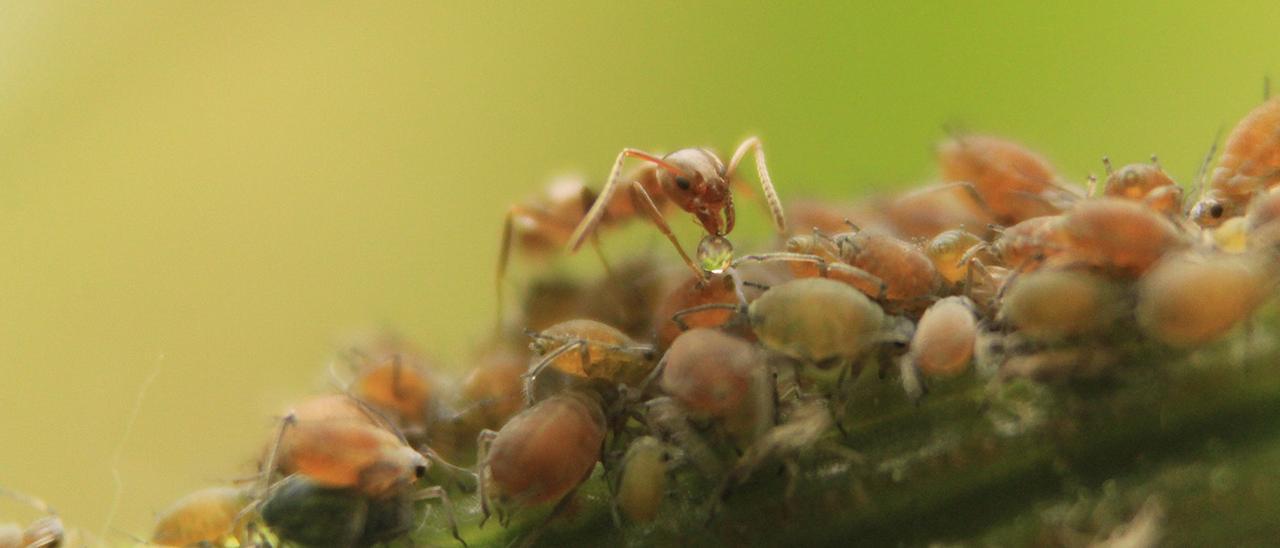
1;1;1278;539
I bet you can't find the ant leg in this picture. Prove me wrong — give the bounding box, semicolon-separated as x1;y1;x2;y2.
727;136;787;233
415;485;467;547
628;182;701;279
569;149;688;252
523;340;585;405
734;252;886;300
475;429;498;528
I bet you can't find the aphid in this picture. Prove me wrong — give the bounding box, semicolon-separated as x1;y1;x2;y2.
654;272;747;351
523;319;656;404
458;344;528;433
151;486;252;546
926;229;994;285
828;227;943;313
1191;96;1280;227
476;390;607;526
747;278;905;389
883;182;996;240
1100;157;1184;216
906;296;978;379
1000;270;1125;340
349;352;444;441
566;138;788;277
261;474;463;548
1245;188;1280;247
937;133;1072;224
1136;252;1272;347
0;489;62;548
1057;198;1187;277
613;436;672;524
651;329;773;448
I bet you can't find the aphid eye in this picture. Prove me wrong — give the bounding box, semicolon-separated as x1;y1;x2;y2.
1210;203;1225;218
414;464;428;479
675;177;692;191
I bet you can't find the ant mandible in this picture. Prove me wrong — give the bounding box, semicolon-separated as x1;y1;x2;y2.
566;138;788;277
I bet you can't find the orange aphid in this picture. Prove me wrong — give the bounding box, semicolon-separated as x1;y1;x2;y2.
937;134;1067;224
831;228;942;313
1058;198;1186;277
1102;159;1183;216
653;272;752;351
908;297;978;378
981;215;1065;270
884;182;995;240
352;355;438;429
151;487;251;546
459;346;528;432
478;391;607;516
1137;252;1273;347
1191;97;1280;227
926;229;994;285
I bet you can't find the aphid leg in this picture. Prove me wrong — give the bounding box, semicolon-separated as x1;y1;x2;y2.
644;397;723;477
898;354;926;404
727;136;787;233
475;429;498;527
414;485;467;547
523;339;586;405
568;148;688;252
627;181;702;279
420;445;478;492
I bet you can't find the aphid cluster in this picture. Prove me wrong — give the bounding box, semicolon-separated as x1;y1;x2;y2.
119;99;1280;546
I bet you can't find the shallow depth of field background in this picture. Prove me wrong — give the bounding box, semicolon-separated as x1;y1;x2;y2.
1;1;1279;537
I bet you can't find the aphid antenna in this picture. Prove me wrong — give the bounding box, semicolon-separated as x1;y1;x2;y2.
1102;156;1114;176
1187;126;1222;209
1086;174;1098;197
1151;154;1161;168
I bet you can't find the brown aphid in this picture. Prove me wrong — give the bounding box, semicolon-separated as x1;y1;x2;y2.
459;345;528;433
351;353;440;434
1000;270;1125;340
907;297;978;378
567;138;788;278
1191;97;1280;227
1137;252;1272;347
937;134;1071;224
151;486;252;546
1058;198;1187;277
884;182;996;240
653;329;773;446
0;490;62;548
653;270;769;351
1101;158;1184;216
830;227;943;313
476;390;607;523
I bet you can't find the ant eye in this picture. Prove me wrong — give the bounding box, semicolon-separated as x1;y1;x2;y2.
1210;203;1225;218
414;464;428;479
675;177;691;191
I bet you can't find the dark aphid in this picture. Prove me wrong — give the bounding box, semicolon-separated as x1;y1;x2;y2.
260;475;416;548
567;138;788;278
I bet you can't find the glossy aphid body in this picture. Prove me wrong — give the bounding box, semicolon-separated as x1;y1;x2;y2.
1101;157;1183;217
0;490;62;548
524;318;657;404
476;390;608;525
151;486;252;546
567;138;788;279
1057;198;1188;277
1000;270;1125;341
1192;96;1280;227
829;227;944;314
654;329;774;448
1136;252;1273;347
937;134;1074;224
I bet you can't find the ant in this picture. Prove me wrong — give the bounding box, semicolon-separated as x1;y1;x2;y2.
566;138;788;279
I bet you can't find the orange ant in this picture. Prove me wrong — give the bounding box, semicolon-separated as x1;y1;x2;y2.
0;489;63;548
566;138;788;280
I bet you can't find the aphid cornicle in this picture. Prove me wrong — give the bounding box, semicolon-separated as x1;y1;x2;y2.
150;486;252;546
1136;252;1273;347
566;139;788;278
1191;96;1280;227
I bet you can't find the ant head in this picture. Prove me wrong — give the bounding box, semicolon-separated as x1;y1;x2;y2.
653;148;730;234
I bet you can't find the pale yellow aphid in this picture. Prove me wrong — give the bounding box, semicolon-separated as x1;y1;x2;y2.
1137;252;1273;347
